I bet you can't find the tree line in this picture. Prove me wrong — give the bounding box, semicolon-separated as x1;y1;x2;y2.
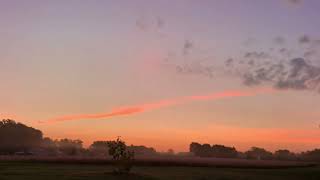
189;142;317;161
0;119;157;156
1;119;320;161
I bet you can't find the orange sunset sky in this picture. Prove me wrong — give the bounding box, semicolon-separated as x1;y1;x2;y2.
1;0;320;152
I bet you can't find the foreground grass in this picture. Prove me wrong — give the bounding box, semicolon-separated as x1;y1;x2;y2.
0;162;320;180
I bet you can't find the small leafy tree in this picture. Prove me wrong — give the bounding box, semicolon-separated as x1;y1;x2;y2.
107;137;134;174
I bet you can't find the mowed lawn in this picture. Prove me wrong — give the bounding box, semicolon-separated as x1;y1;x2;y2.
0;162;320;180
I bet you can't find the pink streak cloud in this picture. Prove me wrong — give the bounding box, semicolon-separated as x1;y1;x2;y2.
43;88;274;123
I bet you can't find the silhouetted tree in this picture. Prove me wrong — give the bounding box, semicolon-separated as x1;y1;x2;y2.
0;119;43;154
201;144;212;157
190;142;238;158
41;137;58;156
127;145;156;156
89;141;110;156
300;149;320;161
211;144;238;158
55;138;83;156
274;149;296;161
245;147;273;160
190;142;202;156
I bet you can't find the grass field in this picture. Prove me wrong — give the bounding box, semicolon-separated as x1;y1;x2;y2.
0;161;320;180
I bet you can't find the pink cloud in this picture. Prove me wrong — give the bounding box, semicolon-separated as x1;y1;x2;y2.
44;88;274;123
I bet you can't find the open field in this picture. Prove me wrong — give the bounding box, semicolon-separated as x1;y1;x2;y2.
0;157;319;180
0;156;316;168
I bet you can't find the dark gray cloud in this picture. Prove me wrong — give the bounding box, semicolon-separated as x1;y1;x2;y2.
227;34;320;92
299;35;311;44
243;73;262;86
183;40;194;55
278;48;293;58
285;0;303;5
241;58;320;92
156;17;165;29
279;48;287;53
243;38;258;46
135;16;165;31
242;62;285;86
136;17;148;31
313;40;320;46
163;40;215;78
275;58;320;91
225;58;234;67
165;34;320;93
244;51;271;59
304;50;317;59
222;34;320;92
273;36;286;45
176;63;214;78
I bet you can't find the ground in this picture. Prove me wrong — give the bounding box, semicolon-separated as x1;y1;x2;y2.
0;162;320;180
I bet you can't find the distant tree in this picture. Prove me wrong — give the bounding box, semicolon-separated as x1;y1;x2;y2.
190;142;202;156
127;145;156;156
0;119;43;154
55;138;83;156
300;149;320;161
274;149;296;161
41;137;58;156
211;144;238;158
245;147;273;160
201;144;212;157
42;137;55;146
167;148;175;155
89;141;110;156
107;137;134;174
190;142;238;158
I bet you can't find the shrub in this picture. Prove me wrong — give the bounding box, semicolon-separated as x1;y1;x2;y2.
107;137;134;174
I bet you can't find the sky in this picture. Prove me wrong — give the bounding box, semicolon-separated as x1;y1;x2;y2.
1;0;320;152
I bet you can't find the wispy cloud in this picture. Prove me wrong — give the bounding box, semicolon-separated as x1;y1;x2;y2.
135;16;165;31
43;88;273;123
284;0;304;6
